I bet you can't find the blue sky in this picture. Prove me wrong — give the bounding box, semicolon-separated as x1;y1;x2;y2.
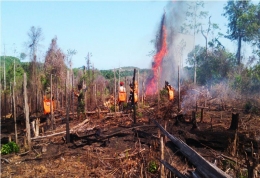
1;1;255;70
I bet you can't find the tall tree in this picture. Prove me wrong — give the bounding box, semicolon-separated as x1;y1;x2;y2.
223;0;260;65
248;2;260;58
181;1;208;84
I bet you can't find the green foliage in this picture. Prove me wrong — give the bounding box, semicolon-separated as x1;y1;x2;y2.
223;1;260;61
100;68;151;80
230;64;260;94
0;56;26;89
100;70;114;79
1;142;20;155
187;45;236;86
148;160;158;173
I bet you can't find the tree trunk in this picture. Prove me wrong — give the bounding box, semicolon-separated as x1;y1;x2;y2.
200;108;204;123
13;83;18;143
191;111;199;130
24;73;31;151
114;69;116;113
194;61;197;85
236;35;242;65
229;113;239;130
72;73;74;118
65;79;70;143
50;74;54;130
132;69;136;124
160;136;165;178
178;65;181;111
157;68;160;115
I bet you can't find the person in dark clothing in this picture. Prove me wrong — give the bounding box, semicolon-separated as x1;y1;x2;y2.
73;84;86;120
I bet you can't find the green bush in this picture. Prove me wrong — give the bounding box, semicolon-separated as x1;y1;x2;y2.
148;160;158;173
1;142;20;155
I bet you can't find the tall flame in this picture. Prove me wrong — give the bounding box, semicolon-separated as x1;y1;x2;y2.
146;15;167;95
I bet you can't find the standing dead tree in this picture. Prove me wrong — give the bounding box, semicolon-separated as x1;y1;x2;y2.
24;73;31;151
27;26;43;113
12;83;18;143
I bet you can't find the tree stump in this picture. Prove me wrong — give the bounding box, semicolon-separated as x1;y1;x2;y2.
229;113;239;130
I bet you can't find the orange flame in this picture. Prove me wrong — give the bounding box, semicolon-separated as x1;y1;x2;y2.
146;25;167;95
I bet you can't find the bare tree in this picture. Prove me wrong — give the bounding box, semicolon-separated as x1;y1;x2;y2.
44;37;66;86
27;26;43;113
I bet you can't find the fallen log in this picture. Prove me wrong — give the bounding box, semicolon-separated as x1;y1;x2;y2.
159;160;188;178
71;125;158;147
153;119;231;178
31;119;90;140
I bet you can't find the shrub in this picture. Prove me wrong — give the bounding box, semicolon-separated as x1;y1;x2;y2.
148;160;158;173
1;142;20;155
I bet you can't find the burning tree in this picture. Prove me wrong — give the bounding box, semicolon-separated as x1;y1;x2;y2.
146;13;168;95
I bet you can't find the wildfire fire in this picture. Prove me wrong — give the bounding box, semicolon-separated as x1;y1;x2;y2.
145;13;168;95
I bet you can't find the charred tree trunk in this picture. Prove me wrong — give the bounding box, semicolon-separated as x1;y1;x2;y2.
12;83;18;143
132;69;136;124
114;69;116;113
200;108;204;123
50;74;54;130
229;113;239;130
72;73;74;118
65;79;70;143
178;65;181;111
236;35;242;65
4;91;7;119
191;111;199;130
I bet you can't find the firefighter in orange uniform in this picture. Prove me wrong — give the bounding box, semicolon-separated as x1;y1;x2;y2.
165;81;174;101
118;81;126;111
43;87;55;115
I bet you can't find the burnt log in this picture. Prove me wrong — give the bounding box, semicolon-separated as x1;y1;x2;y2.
160;160;188;178
153;119;232;178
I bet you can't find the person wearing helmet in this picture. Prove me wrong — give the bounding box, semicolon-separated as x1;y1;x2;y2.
119;81;126;92
118;81;126;111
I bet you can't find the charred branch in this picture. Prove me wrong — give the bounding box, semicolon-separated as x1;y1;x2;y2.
153;119;232;178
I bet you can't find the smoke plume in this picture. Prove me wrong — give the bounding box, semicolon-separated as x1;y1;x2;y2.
145;1;190;94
